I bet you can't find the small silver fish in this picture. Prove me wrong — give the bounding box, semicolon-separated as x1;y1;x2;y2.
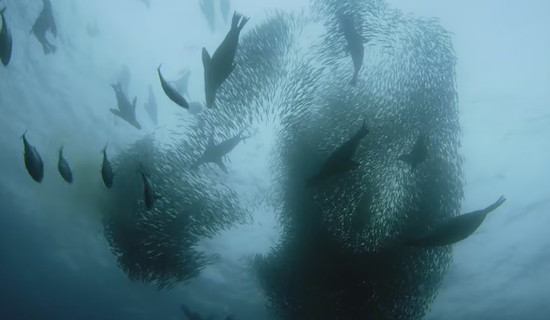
158;64;189;109
21;131;44;183
101;143;114;188
137;168;159;210
57;146;73;184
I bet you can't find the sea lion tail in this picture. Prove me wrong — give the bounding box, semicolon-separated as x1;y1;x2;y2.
238;15;250;31
349;73;358;86
101;142;108;154
231;11;242;29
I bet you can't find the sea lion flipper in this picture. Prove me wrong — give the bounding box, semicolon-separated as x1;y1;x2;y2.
484;195;507;214
238;16;250;31
109;108;122;118
231;11;241;29
215;158;228;174
202;48;211;69
49;43;57;54
51;20;58;38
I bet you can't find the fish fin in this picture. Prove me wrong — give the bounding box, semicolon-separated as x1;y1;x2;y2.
201;48;211;69
59;146;64;155
109;108;122;118
0;7;6;15
20;129;28;140
215;158;228;174
132;97;137;110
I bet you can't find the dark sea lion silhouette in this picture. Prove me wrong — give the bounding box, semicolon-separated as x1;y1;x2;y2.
193;130;249;174
30;0;57;55
202;11;249;108
404;196;507;247
398;134;428;169
339;13;364;86
109;82;142;129
307;120;369;187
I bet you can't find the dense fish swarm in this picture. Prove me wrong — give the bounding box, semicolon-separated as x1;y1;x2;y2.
101;134;251;290
243;0;463;319
103;0;461;315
